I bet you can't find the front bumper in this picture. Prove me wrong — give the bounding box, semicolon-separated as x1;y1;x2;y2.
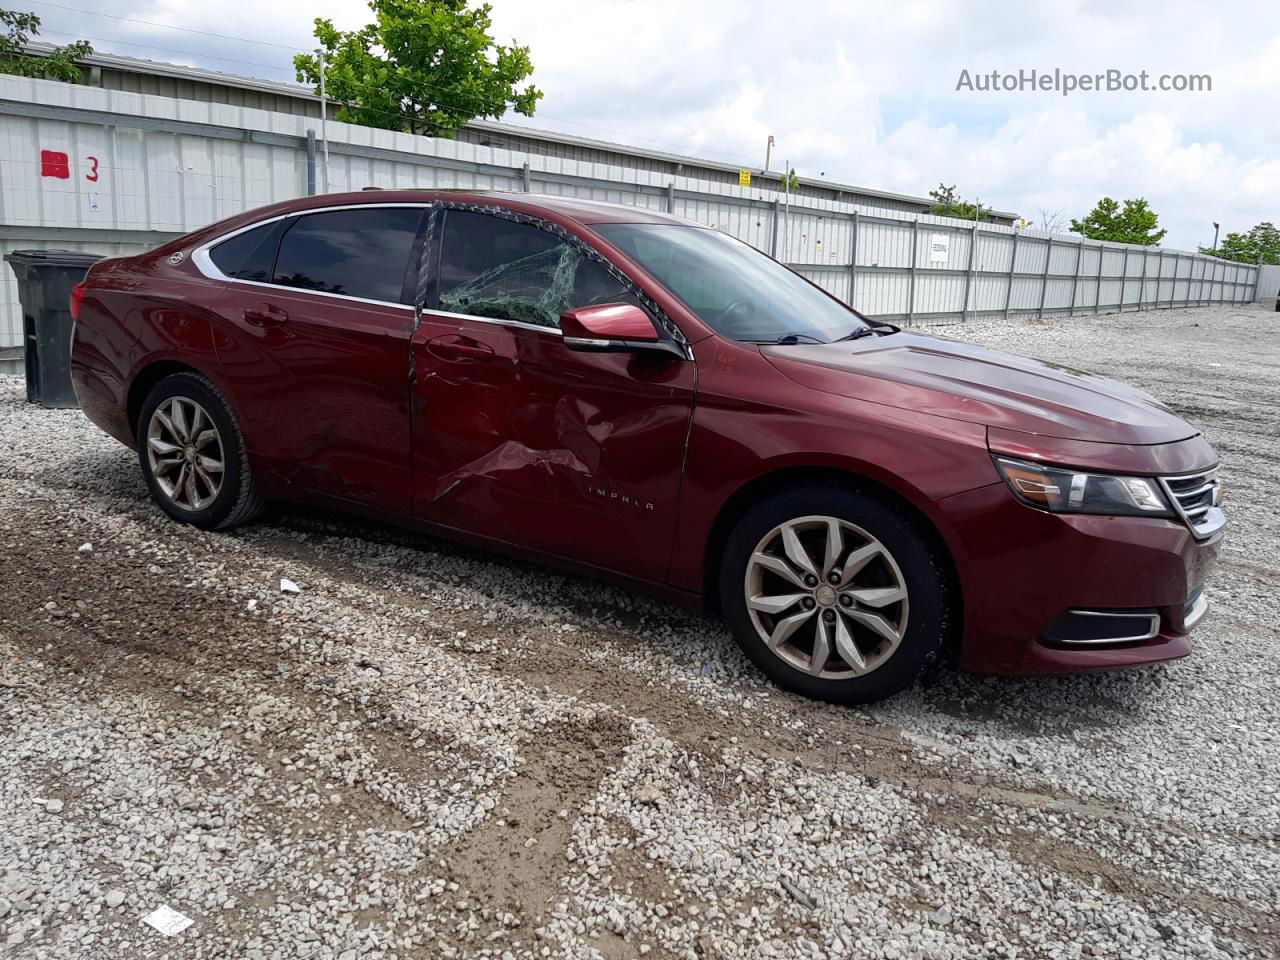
939;482;1222;675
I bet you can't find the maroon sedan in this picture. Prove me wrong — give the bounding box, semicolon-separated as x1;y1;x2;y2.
69;191;1224;703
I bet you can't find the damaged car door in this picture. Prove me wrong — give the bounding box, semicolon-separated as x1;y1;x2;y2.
410;208;696;582
209;204;426;514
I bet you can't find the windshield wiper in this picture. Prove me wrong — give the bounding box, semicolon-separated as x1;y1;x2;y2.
741;332;827;345
835;321;901;342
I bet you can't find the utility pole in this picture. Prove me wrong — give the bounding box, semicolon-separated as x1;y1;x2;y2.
1212;221;1220;252
764;135;775;173
782;159;791;262
318;49;330;194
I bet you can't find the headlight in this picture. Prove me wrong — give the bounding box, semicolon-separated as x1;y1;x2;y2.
993;457;1173;518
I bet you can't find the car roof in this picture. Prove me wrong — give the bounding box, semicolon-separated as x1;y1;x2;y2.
172;189;709;261
296;190;705;227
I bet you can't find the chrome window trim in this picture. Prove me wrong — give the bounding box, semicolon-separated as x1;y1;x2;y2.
1060;609;1162;644
192;273;416;312
190;202;431;310
426;308;564;337
188;200;690;352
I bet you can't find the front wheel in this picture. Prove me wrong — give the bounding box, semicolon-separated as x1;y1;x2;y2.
136;372;262;529
720;486;954;704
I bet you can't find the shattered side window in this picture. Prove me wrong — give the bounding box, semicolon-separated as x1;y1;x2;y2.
438;210;644;330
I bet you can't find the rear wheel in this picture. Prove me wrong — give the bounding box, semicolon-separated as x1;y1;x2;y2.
136;372;262;529
720;486;952;704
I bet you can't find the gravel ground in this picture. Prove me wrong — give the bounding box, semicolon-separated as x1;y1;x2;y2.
0;303;1277;960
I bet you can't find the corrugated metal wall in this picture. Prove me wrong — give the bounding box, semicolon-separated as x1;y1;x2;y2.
0;73;1261;370
69;52;960;219
1256;264;1280;306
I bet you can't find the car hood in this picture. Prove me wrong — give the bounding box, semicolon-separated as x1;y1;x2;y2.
763;332;1198;445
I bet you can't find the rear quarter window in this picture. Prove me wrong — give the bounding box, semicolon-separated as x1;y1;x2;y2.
208;221;284;282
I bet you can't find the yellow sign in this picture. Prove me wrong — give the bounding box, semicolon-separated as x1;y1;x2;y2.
738;169;752;187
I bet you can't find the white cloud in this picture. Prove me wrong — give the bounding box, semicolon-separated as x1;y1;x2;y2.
38;0;1280;248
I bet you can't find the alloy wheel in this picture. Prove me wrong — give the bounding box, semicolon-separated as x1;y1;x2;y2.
744;515;909;678
146;396;224;511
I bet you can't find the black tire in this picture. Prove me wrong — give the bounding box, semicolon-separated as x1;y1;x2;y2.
719;485;954;705
135;372;262;530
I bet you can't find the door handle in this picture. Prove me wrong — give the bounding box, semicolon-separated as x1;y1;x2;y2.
243;303;288;326
426;334;495;362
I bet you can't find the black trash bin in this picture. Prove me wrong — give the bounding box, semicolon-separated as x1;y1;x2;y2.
3;249;105;408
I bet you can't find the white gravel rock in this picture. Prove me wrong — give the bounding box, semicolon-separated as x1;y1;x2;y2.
0;305;1275;959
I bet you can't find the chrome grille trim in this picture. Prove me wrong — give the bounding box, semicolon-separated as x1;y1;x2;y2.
1158;467;1225;539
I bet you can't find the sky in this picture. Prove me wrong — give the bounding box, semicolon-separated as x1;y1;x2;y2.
23;0;1280;250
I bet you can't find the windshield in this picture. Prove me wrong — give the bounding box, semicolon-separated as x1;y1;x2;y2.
592;223;867;343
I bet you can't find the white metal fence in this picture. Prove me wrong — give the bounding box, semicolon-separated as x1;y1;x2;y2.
0;73;1261;367
1256;264;1280;308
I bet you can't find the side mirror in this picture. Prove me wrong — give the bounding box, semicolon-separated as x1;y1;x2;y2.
560;303;686;359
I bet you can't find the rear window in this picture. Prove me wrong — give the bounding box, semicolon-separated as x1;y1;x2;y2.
272;207;423;303
208;222;282;282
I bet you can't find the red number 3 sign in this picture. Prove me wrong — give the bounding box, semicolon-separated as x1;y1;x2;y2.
38;150;101;182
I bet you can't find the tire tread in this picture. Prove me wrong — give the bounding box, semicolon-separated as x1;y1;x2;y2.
138;372;262;529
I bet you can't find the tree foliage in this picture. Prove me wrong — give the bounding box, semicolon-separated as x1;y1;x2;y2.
294;0;541;137
927;183;990;222
1069;196;1167;245
1204;222;1280;265
0;8;91;81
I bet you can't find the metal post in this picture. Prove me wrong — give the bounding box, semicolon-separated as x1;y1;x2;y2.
318;49;330;193
1037;237;1052;318
1120;248;1130;312
521;161;531;192
770;199;780;258
1174;252;1183;308
849;209;859;306
1004;230;1018;320
1138;248;1149;311
1253;251;1263;303
666;181;675;215
1094;244;1102;315
305;129;317;196
1069;238;1082;316
907;217;919;326
1153;251;1164;309
962;220;978;322
782;159;791;262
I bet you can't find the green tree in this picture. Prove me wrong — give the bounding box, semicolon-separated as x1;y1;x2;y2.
1205;222;1280;265
779;167;799;191
0;8;91;81
928;183;990;221
294;0;541;137
1069;197;1167;245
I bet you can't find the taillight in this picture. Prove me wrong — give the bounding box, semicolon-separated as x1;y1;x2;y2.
70;281;87;321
